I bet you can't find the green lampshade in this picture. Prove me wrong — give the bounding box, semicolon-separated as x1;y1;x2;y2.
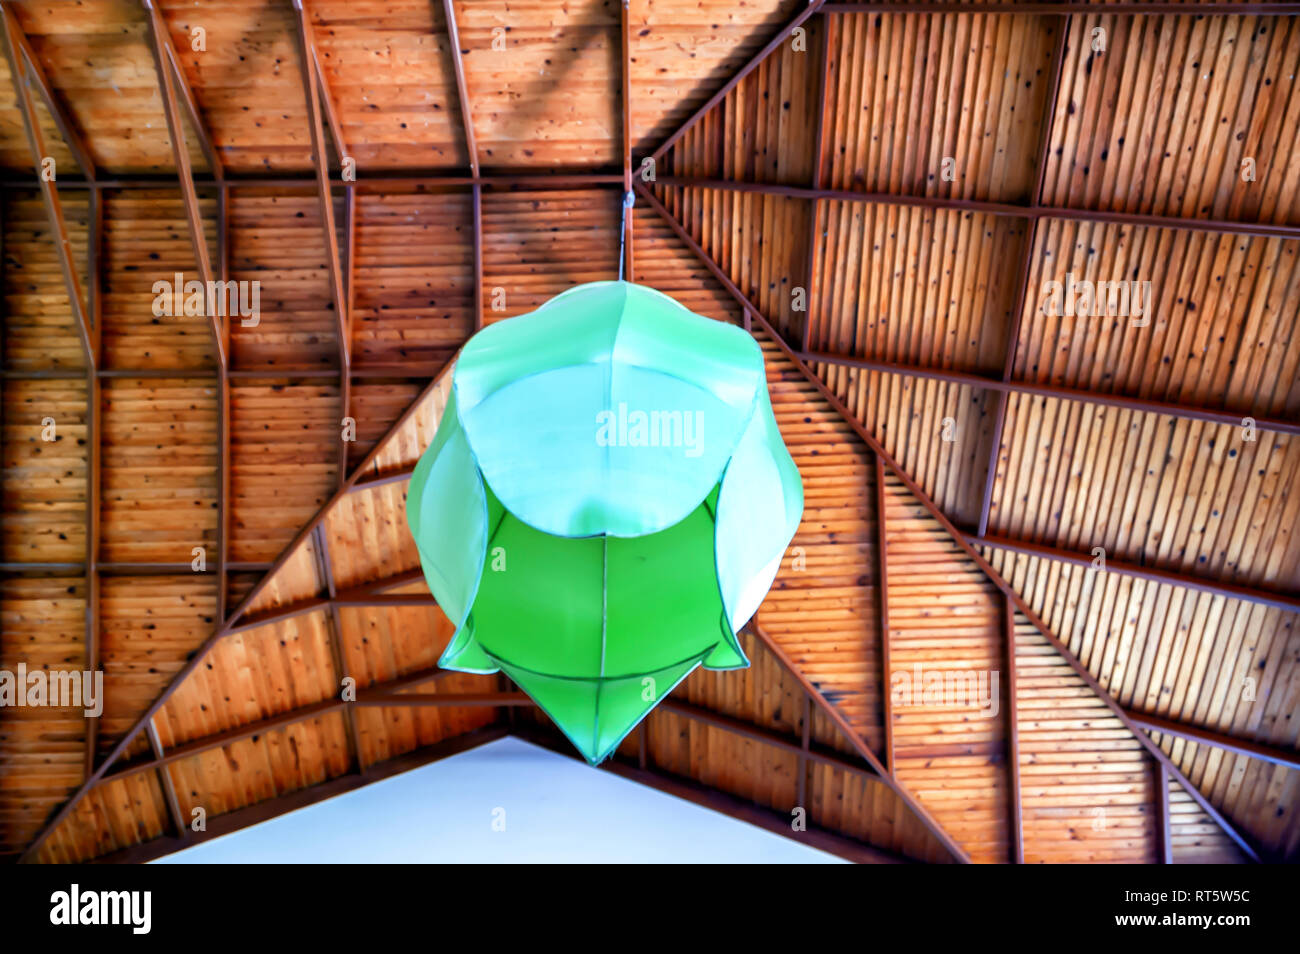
405;281;803;763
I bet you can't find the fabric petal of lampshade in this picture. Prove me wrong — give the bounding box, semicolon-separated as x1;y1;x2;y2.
406;281;803;764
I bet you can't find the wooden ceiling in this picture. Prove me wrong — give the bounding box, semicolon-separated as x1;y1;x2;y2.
0;0;1296;864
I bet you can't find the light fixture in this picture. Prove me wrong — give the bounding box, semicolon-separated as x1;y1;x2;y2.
406;281;803;763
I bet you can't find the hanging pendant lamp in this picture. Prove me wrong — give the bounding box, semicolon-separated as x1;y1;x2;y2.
405;281;803;764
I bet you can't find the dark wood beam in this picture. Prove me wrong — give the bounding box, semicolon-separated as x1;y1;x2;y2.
82;186;103;778
312;526;365;771
796;693;811;810
225;572;436;637
969;532;1300;614
441;0;478;177
309;43;346;167
83;370;100;777
357;692;530;708
292;0;350;383
657;176;1300;241
217;185;230;623
105;667;457;784
1;172;625;190
977;14;1069;538
473;182;483;331
620;0;633;281
1003;594;1024;864
162;30;222;181
1128;710;1300;773
650;1;828;163
748;624;972;864
874;453;894;774
803;349;1300;438
5;14;96;180
800;13;829;354
824;2;1300;12
143;0;225;370
1;4;94;367
1156;761;1172;864
637;181;1265;864
145;721;188;840
657;697;880;780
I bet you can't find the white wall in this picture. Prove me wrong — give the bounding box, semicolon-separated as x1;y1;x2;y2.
154;736;844;863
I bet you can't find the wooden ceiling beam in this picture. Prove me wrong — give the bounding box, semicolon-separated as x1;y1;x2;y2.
1;4;94;368
82;190;103;780
803;350;1300;438
620;0;633;281
977;14;1069;538
657;177;1300;242
437;0;483;330
292;0;350;379
104;666;458;784
650;1;828;164
309;43;346;167
2;11;96;180
968;532;1300;614
473;183;483;331
1155;762;1172;864
142;1;222;181
1127;710;1300;772
312;526;365;771
800;13;829;354
142;0;225;371
292;1;351;498
440;0;478;177
0;172;625;190
824;2;1300;12
1003;593;1024;864
874;453;895;774
145;721;188;841
140;0;230;648
216;186;231;626
745;623;970;862
637;181;1267;863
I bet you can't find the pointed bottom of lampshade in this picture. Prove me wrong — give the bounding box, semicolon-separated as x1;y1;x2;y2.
500;652;707;765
